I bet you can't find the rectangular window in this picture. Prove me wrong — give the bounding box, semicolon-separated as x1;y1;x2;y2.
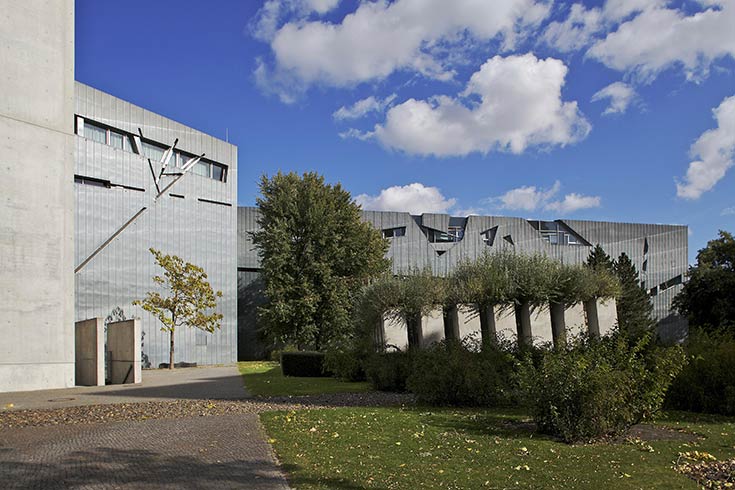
193;161;210;177
109;130;124;149
141;141;166;162
383;227;406;238
212;164;225;182
84;122;107;144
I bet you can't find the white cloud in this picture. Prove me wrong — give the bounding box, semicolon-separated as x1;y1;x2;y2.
721;206;735;216
250;0;342;42
495;181;561;212
541;0;664;53
306;0;340;14
588;2;735;83
545;193;602;213
263;0;551;88
372;54;590;157
355;183;457;215
492;181;601;214
337;128;373;141
676;94;735;199
333;94;397;121
591;81;637;115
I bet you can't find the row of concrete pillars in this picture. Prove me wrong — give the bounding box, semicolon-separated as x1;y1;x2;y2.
74;318;142;386
381;298;617;351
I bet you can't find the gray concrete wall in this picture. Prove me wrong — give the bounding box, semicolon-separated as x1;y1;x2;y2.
74;84;238;368
0;0;75;392
108;319;142;384
75;318;105;386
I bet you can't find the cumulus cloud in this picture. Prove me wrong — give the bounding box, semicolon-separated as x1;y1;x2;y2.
251;0;342;41
721;206;735;216
333;94;397;121
370;54;590;157
676;94;735;199
491;181;601;214
541;0;664;53
261;0;550;89
588;2;735;83
591;81;638;115
355;183;457;215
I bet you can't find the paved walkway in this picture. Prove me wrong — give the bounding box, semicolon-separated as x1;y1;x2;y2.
0;366;248;410
0;366;293;489
0;414;290;489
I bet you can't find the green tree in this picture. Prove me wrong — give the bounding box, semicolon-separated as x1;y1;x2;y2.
614;252;655;340
252;172;390;350
674;230;735;330
133;248;223;370
586;244;614;272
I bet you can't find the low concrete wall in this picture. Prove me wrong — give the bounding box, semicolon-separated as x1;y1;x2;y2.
74;318;104;386
382;314;408;352
108;319;141;384
457;305;481;341
531;305;553;346
495;306;517;343
564;303;587;337
597;298;618;336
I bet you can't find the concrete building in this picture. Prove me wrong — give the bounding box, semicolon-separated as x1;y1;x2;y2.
0;0;76;392
74;83;238;368
237;206;688;357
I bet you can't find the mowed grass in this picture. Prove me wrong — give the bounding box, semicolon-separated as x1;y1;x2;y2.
261;407;735;490
238;361;372;397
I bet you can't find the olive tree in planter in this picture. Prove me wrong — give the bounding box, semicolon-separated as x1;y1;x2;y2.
451;251;513;346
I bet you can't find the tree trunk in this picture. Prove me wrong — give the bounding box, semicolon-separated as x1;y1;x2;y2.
584;299;600;339
442;304;459;341
169;329;175;370
406;313;423;350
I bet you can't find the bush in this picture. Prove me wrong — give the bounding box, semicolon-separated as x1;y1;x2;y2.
324;348;367;382
520;332;686;443
281;351;329;377
365;352;413;392
666;329;735;415
407;336;519;406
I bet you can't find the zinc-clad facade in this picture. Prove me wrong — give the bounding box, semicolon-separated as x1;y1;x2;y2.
237;206;688;358
74;83;237;367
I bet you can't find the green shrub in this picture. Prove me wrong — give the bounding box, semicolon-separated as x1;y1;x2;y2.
520;332;686;443
324;348;367;382
365;352;413;392
406;336;519;406
269;344;298;363
666;329;735;415
281;351;329;377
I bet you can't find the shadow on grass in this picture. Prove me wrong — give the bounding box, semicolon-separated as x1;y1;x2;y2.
281;464;389;490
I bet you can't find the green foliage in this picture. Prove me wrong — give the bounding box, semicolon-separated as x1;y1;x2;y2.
674;230;735;331
365;352;414;392
452;251;513;307
133;248;222;369
281;351;329;377
238;361;371;397
323;347;367;382
666;329;735;415
252;171;390;350
406;336;519;407
519;333;687;443
586;244;614;272
614;252;655;340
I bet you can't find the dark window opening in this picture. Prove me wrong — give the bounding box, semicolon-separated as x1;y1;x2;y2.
528;220;588;246
482;227;498;246
503;234;514;245
383;227;406;239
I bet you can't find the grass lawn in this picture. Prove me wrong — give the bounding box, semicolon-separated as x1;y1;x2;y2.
238;361;372;397
261;406;735;490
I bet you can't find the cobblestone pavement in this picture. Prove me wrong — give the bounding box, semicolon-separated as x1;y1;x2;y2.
0;414;291;490
0;366;247;411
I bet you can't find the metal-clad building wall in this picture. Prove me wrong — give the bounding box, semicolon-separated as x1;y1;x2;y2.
237;206;688;357
74;83;237;367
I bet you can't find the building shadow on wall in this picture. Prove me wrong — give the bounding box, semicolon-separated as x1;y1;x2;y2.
238;272;269;361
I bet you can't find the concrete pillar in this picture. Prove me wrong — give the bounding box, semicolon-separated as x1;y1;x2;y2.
515;302;533;347
407;313;423;350
456;305;482;341
596;298;618;337
479;304;497;345
443;305;460;341
381;313;409;352
584;299;600;339
549;302;566;348
494;306;518;343
74;318;105;386
530;304;553;346
108;319;141;384
422;307;445;347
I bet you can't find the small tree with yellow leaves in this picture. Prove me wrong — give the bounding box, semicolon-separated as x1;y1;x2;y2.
134;248;223;370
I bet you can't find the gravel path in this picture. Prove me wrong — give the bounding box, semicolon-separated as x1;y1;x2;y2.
0;392;414;430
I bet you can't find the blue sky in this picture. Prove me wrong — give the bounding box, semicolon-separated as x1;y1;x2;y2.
75;0;735;262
